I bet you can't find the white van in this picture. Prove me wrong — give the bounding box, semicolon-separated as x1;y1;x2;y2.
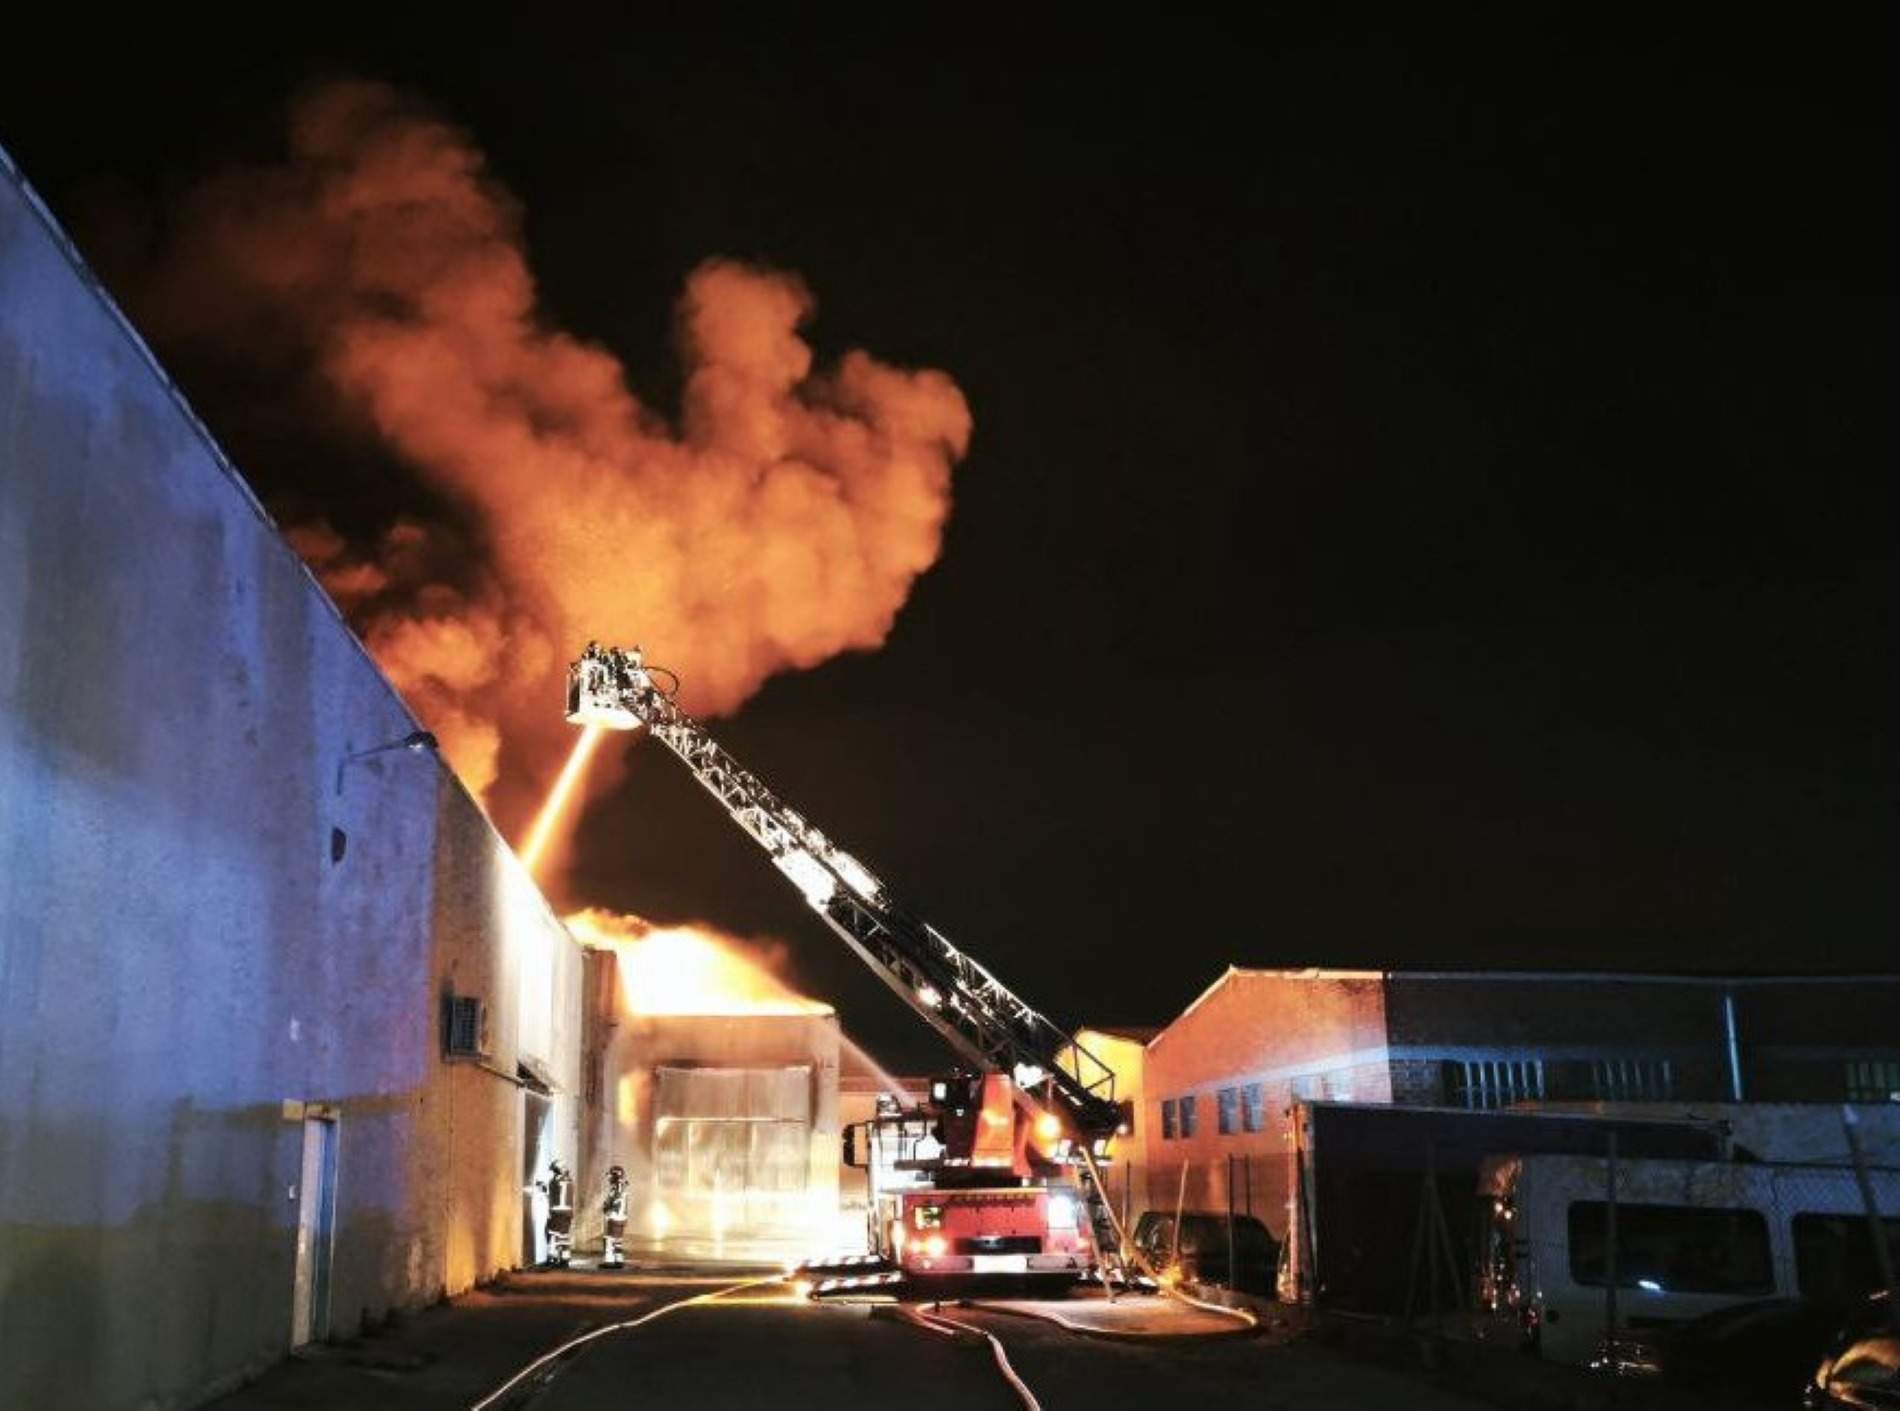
1475;1153;1900;1366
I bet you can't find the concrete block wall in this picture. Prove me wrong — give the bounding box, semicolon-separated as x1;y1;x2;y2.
1382;975;1900;1105
1728;980;1900;1103
1382;974;1731;1101
0;145;581;1410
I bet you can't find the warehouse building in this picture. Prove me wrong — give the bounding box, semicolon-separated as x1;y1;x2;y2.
1;144;584;1410
1139;968;1900;1236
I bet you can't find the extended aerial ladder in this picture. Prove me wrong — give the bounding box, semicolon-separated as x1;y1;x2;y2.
565;642;1130;1288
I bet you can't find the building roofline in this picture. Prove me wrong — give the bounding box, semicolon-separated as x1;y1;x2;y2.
1380;971;1900;987
1077;1023;1163;1044
1151;966;1387;1047
0;139;580;954
1223;966;1900;987
1149;964;1900;1049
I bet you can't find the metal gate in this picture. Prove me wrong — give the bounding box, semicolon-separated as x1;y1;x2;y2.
652;1066;811;1256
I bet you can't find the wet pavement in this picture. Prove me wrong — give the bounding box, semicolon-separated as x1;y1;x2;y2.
205;1268;1735;1411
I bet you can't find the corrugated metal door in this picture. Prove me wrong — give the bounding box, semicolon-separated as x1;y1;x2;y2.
653;1066;811;1249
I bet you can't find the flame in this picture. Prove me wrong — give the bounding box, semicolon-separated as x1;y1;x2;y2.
564;908;830;1017
517;724;609;877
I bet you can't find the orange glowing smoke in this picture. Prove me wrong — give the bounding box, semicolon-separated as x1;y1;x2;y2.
564;908;830;1018
140;80;972;833
517;724;610;877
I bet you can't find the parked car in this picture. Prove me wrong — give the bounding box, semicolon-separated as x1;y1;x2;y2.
1804;1291;1900;1409
1131;1210;1278;1293
1592;1297;1852;1403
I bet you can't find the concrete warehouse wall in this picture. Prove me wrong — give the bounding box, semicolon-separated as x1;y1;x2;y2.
0;146;582;1410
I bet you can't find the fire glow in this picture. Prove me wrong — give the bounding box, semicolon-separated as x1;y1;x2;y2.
564;908;830;1018
160;80;972;816
517;723;609;877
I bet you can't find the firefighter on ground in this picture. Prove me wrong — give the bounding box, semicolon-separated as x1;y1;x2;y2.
601;1164;629;1269
539;1159;575;1267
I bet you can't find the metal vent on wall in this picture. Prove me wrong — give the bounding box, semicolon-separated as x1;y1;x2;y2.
444;996;489;1058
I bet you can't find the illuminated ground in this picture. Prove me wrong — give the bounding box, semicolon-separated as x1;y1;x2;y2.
206;1270;1732;1411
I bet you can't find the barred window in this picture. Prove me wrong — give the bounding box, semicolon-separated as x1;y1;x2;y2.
1180;1094;1198;1137
1217;1087;1238;1135
1444;1058;1545;1110
1846;1060;1900;1103
1241;1082;1265;1133
1161;1099;1177;1140
1592;1057;1675;1101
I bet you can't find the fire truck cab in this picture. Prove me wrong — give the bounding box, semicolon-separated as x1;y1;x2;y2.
847;1072;1093;1288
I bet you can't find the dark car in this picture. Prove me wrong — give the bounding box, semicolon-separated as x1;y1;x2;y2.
1594;1297;1854;1403
1131;1210;1278;1294
1805;1292;1900;1409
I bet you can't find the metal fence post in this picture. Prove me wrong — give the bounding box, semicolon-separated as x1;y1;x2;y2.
1604;1130;1619;1349
1174;1159;1190;1270
1843;1105;1898;1327
1227;1153;1238;1292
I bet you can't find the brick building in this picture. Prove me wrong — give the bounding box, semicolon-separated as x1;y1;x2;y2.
1139;968;1900;1237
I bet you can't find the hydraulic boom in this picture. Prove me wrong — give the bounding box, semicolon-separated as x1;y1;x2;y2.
565;642;1122;1142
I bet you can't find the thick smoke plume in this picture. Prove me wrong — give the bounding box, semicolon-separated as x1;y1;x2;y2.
147;80;971;826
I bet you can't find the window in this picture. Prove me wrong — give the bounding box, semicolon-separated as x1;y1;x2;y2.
1846;1060;1900;1103
1161;1099;1177;1140
1116;1099;1136;1136
443;995;489;1058
1216;1088;1238;1135
1241;1082;1264;1133
1566;1202;1773;1295
1592;1057;1675;1101
1793;1213;1900;1300
1445;1058;1545;1110
1180;1094;1198;1138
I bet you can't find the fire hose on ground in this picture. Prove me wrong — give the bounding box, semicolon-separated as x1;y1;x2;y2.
1078;1147;1258;1332
466;1274;781;1411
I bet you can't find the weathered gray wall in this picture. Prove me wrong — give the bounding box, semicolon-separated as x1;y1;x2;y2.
0;145;580;1409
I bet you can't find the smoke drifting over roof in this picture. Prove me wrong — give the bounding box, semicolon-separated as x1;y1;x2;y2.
144;80;972;821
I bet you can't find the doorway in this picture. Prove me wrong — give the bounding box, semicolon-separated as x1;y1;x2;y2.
291;1113;340;1346
522;1090;553;1266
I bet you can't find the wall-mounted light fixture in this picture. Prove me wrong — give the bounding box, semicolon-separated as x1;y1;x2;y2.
334;730;438;795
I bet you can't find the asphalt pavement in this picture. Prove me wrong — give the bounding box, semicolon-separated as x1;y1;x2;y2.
206;1270;1732;1411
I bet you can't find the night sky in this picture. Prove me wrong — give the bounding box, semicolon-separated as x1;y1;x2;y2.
4;18;1894;1068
